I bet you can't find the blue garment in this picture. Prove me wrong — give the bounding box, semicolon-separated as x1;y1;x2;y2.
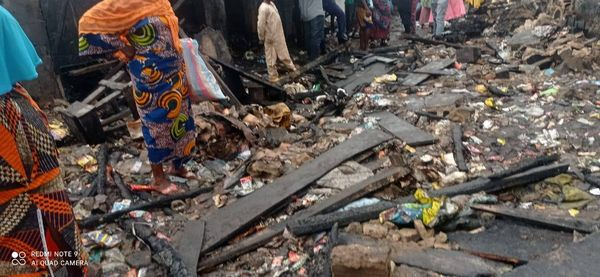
0;6;41;95
304;15;325;60
323;0;346;42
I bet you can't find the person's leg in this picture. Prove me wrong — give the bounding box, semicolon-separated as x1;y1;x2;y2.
346;2;357;35
359;26;368;50
398;0;412;33
433;0;448;35
409;0;418;33
275;35;296;71
303;19;314;60
311;15;325;57
419;6;431;25
264;42;279;82
325;0;347;42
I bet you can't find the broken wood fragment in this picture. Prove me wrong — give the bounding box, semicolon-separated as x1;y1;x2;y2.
403;34;465;49
210;56;283;92
462;250;526;266
96;144;109;195
415;111;446;120
176;221;205;275
585;174;600;187
402;58;455;86
372;111;437;147
287;163;569;235
488;154;560;179
112;171;133;200
79;186;213;228
276;45;344;86
470;204;600;233
504;232;600;277
452;124;469;172
68;60;121;76
196;166;408;271
393;249;512;276
126;222;193;277
187;130;392;257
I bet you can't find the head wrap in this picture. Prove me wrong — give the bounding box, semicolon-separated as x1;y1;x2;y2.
0;6;42;95
78;0;181;51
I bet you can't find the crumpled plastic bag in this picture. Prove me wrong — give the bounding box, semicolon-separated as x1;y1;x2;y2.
543;174;594;209
373;74;397;84
86;231;120;248
379;189;442;227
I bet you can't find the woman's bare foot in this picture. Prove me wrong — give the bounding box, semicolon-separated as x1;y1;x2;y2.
168;166;197;180
151;164;182;195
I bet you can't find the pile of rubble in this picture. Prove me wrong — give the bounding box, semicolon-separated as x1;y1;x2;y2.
43;1;600;276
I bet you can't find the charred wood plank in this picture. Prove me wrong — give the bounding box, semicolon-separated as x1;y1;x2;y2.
126;222;193;277
403;34;465;49
452;124;469;172
276;45;345;86
96;144;109;195
112;171;133;200
196;166;408;271
488;154;560;179
504;232;600;277
372;111;437;147
210;56;284;92
402;58;455;86
470;204;600;233
78;186;213;228
67;60;120;76
192;130;392;253
287;163;570;235
585;174;600;187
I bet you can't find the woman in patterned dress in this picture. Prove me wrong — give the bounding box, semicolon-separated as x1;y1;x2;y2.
0;6;87;276
371;0;394;45
79;0;197;194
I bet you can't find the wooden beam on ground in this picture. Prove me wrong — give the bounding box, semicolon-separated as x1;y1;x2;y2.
402;34;465;49
210;56;284;92
402;58;455;86
371;111;437;147
287;163;570;236
393;249;512;276
78;186;213;228
470;204;600;233
275;45;345;86
504;233;600;277
68;60;121;76
195;130;392;252
177;220;205;274
452;124;469;172
196;167;409;271
82;71;126;104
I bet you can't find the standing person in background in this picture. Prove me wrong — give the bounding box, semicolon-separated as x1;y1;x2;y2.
431;0;449;36
430;0;465;36
0;6;87;276
398;0;418;34
258;0;297;83
323;0;348;44
345;0;358;38
371;0;393;46
356;0;373;50
299;0;326;60
79;0;197;195
419;0;432;32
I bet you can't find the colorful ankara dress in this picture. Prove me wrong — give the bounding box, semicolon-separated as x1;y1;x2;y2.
371;0;393;40
0;7;86;276
79;16;196;167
